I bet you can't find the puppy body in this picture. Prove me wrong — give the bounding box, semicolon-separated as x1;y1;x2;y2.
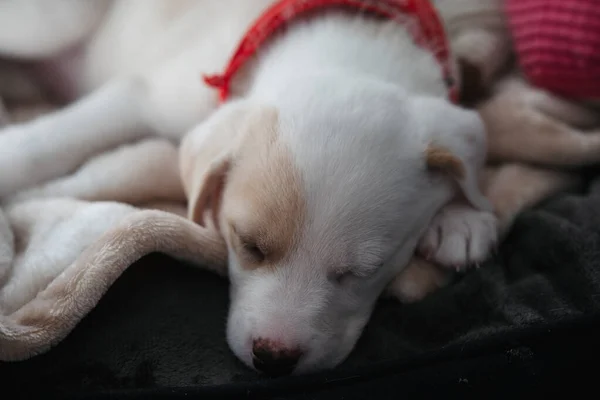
0;0;499;374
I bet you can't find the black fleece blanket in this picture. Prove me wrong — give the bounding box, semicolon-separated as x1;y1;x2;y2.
2;170;600;399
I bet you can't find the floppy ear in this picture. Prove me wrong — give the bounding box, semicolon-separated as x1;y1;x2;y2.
187;152;230;229
415;97;492;212
179;101;258;229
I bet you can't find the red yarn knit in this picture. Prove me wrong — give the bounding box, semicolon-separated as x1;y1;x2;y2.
505;0;600;100
203;0;459;104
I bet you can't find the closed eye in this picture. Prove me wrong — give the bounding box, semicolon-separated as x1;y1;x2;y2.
230;224;267;263
330;268;369;285
330;270;354;285
241;241;266;263
330;262;384;285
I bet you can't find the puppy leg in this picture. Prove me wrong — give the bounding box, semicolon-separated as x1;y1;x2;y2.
0;78;153;198
420;75;599;270
0;0;111;58
530;88;600;129
388;163;576;303
482;76;600;166
481;163;580;237
384;257;453;303
417;162;577;270
4;139;186;206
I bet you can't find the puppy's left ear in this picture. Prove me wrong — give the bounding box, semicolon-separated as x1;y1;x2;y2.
179;101;278;231
187;151;231;230
414;97;492;212
179;100;257;230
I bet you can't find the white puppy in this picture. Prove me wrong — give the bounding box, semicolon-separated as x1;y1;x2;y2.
0;0;504;375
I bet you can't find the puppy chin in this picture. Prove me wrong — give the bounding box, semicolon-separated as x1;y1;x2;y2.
226;300;371;375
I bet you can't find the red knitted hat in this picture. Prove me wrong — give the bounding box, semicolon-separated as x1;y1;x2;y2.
505;0;600;100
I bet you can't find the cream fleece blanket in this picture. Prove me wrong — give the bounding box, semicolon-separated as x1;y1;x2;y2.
0;101;232;362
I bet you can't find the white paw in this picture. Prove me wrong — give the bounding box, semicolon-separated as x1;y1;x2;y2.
418;204;498;270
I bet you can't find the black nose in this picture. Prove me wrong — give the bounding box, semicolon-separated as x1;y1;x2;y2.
252;340;302;376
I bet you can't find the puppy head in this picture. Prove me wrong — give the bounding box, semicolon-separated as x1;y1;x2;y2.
181;79;489;375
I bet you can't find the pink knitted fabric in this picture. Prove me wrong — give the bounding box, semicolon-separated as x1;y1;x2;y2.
505;0;600;100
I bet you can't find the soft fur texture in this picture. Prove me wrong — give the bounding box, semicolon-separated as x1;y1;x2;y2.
1;0;599;379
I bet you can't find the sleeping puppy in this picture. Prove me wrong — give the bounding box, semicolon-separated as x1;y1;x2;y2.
0;0;505;375
175;2;502;375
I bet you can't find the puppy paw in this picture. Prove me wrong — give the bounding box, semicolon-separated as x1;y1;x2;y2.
418;204;498;271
